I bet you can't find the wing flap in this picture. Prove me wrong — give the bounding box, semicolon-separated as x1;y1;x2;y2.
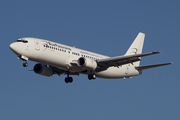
135;63;173;70
52;66;79;76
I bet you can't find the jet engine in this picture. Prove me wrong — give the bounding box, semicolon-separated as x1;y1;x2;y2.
33;63;53;77
77;57;97;70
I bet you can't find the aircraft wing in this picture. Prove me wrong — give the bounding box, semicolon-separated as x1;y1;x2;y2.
52;67;79;76
96;51;161;69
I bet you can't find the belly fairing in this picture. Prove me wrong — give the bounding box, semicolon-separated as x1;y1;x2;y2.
95;66;141;79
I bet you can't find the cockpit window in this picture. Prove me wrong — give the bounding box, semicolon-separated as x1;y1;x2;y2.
16;40;28;43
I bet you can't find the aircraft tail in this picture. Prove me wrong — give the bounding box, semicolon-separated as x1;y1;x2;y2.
125;32;145;66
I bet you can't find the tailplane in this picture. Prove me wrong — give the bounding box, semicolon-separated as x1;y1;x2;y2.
135;63;173;70
125;32;145;66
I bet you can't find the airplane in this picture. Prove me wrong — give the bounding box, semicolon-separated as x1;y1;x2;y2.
9;32;173;83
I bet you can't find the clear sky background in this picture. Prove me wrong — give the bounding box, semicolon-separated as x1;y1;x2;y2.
1;0;179;120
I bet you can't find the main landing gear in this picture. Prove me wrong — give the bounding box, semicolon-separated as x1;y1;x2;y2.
65;72;73;83
64;73;96;83
88;74;96;80
65;77;73;83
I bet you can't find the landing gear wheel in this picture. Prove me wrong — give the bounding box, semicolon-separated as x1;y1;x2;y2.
65;77;73;83
65;77;69;83
65;71;73;83
23;62;28;67
88;75;92;80
88;74;96;80
69;77;73;83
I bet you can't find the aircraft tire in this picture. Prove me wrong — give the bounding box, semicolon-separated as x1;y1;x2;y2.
23;62;28;67
69;77;73;83
65;77;73;83
88;74;96;80
65;77;69;83
88;75;92;80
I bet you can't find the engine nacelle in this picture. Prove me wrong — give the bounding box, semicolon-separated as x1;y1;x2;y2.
33;63;53;77
77;57;97;70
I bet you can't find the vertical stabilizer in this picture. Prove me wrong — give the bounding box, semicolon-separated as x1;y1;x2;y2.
125;32;145;66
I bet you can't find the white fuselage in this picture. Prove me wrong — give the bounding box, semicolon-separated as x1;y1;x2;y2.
10;37;141;79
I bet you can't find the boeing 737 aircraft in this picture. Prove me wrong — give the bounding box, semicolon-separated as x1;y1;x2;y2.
10;32;172;83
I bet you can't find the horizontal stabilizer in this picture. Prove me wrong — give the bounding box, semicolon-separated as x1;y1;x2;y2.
135;63;173;70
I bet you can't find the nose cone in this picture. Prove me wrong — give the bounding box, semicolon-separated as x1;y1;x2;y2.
9;42;19;55
10;43;16;51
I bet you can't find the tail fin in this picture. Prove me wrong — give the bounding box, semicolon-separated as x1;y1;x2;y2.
125;32;145;66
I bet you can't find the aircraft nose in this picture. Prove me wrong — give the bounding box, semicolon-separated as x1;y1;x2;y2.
9;42;19;54
9;43;16;50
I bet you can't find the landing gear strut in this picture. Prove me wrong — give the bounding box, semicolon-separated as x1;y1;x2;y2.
88;74;96;80
18;55;28;67
65;72;73;83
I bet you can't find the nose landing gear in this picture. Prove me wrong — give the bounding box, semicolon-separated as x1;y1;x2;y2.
23;61;28;67
18;55;28;67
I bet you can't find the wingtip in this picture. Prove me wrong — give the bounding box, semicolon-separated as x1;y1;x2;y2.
153;51;162;54
164;62;174;65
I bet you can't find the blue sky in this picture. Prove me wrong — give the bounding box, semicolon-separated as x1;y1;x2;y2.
1;0;179;119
